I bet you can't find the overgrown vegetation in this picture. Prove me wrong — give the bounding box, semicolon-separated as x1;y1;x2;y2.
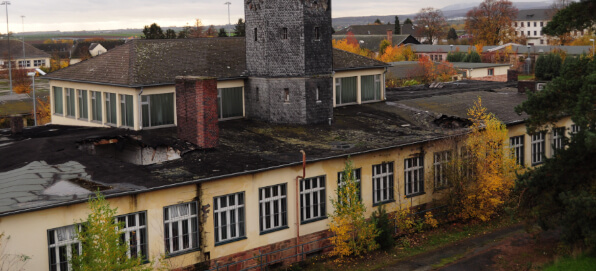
535;53;563;81
0;232;30;271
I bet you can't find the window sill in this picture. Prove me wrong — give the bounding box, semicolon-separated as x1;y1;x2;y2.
65;115;76;119
373;199;395;207
260;225;289;235
53;113;64;116
78;118;88;121
316;100;322;104
531;162;544;166
142;124;176;130
90;120;103;124
300;216;327;225
215;236;247;247
165;246;201;258
405;192;426;198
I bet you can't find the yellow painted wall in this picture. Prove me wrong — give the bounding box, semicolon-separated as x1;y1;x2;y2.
333;68;386;107
466;65;510;78
0;185;204;271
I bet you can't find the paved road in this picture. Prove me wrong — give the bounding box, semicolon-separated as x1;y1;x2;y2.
379;224;525;271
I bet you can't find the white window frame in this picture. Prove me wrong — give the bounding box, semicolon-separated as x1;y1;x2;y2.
259;184;288;233
105;92;116;125
48;225;81;271
405;156;424;196
510;135;525;166
18;60;30;68
571;124;580;134
90;91;102;122
120;94;133;128
531;132;546;165
116;211;148;260
77;89;88;120
300;176;326;223
552;127;565;156
338;168;362;200
214;193;245;244
433;151;451;188
164;202;199;254
65;88;76;117
372;162;394;205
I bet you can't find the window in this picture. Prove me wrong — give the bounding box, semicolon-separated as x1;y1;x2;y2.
254;28;258;41
510;135;525;166
284;88;290;102
300;176;326;223
255;87;260;101
361;74;382;101
434;151;451;188
552;127;565;155
116;212;148;260
531;132;546;165
259;184;288;233
571;124;580;135
405;156;424;196
91;91;102;122
77;90;88;120
18;60;30;68
439;54;443;61
214;193;245;244
534;22;537;27
141;93;175;128
164;202;199;254
120;94;134;127
372;162;394;205
338;168;362;200
335;77;357;105
527;31;530;36
282;27;288;39
105;93;117;125
48;225;81;271
540;39;544;45
65;88;75;117
540;21;544;27
515;31;518;36
315;87;320;102
521;22;524;27
534;31;537;36
53;86;63;115
34;59;46;67
314;27;320;40
217;87;244;119
488;68;494;76
514;22;518;27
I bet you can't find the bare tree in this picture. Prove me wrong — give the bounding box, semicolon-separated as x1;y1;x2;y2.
414;7;448;44
465;0;518;45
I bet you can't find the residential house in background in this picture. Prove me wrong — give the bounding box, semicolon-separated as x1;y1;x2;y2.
88;43;106;57
513;9;591;45
333;24;420;52
0;40;50;69
69;40;126;64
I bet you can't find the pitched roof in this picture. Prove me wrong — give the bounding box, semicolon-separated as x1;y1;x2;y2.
401;23;416;36
334;24;398;35
46;38;388;87
451;62;511;69
46;38;249;87
516;9;551;21
333;48;389;71
386;61;421;79
410;44;474;53
0;39;51;59
332;34;420;51
88;43;100;50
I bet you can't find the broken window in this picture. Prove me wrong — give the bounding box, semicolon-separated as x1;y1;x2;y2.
116;211;148;260
48;225;81;271
434;151;451;188
372;162;394;205
214;193;245;244
259;184;287;233
164;202;199;253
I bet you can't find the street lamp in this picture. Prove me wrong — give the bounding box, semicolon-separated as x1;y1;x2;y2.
1;1;12;94
27;68;46;127
590;38;595;57
21;15;24;68
224;2;231;37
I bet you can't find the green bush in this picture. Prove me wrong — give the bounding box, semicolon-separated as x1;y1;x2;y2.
467;51;482;63
371;205;394;250
447;51;466;62
535;53;562;80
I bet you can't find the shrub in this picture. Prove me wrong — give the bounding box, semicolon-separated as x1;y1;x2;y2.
371;205;394;250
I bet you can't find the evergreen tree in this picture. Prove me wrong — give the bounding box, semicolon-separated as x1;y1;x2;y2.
141;23;164;39
165;29;177;39
233;18;246;37
404;18;413;25
218;28;228;37
177;25;191;39
447;27;458;41
394;16;401;34
374;18;382;25
467;51;482;63
534;53;562;80
447;51;466;62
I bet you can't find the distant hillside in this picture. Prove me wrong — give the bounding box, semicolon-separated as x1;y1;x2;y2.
332;1;551;30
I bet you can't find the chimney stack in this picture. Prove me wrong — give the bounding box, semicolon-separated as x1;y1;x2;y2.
10;116;23;135
387;30;393;46
175;76;219;149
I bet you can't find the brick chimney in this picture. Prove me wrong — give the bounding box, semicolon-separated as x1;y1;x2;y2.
10;116;23;135
175;76;219;149
387;30;393;46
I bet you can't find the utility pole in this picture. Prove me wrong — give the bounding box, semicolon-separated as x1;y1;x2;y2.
2;1;12;94
21;15;24;69
224;2;231;37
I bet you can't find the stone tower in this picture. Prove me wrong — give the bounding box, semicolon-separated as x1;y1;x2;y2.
244;0;334;124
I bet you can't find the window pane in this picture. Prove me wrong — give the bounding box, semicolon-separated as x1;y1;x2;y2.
219;87;244;119
339;77;357;104
361;75;375;101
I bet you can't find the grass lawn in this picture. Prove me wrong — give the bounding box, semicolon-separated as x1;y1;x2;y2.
300;216;519;271
518;75;535;81
543;254;596;271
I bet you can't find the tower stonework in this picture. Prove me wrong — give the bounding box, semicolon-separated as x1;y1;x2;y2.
244;0;334;124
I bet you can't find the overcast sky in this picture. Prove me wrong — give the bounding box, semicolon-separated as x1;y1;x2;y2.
8;0;549;32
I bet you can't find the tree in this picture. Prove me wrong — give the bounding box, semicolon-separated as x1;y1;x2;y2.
204;25;216;37
142;23;165;39
534;53;562;80
189;19;205;38
70;191;150;271
462;51;482;63
447;27;458;41
543;0;596;37
0;232;30;270
218;28;228;37
465;0;517;45
233;18;246;37
379;39;391;55
394;16;401;34
414;7;448;44
415;55;458;83
515;56;596;246
376;44;416;63
373;18;382;25
442;98;519;221
164;29;176;39
404;18;413;25
329;159;379;259
332;31;371;58
447;51;466;62
177;25;191;39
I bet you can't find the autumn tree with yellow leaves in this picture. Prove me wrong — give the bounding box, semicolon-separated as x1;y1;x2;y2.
443;98;520;221
332;32;371;58
376;44;416;63
465;0;518;45
329;159;379;259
